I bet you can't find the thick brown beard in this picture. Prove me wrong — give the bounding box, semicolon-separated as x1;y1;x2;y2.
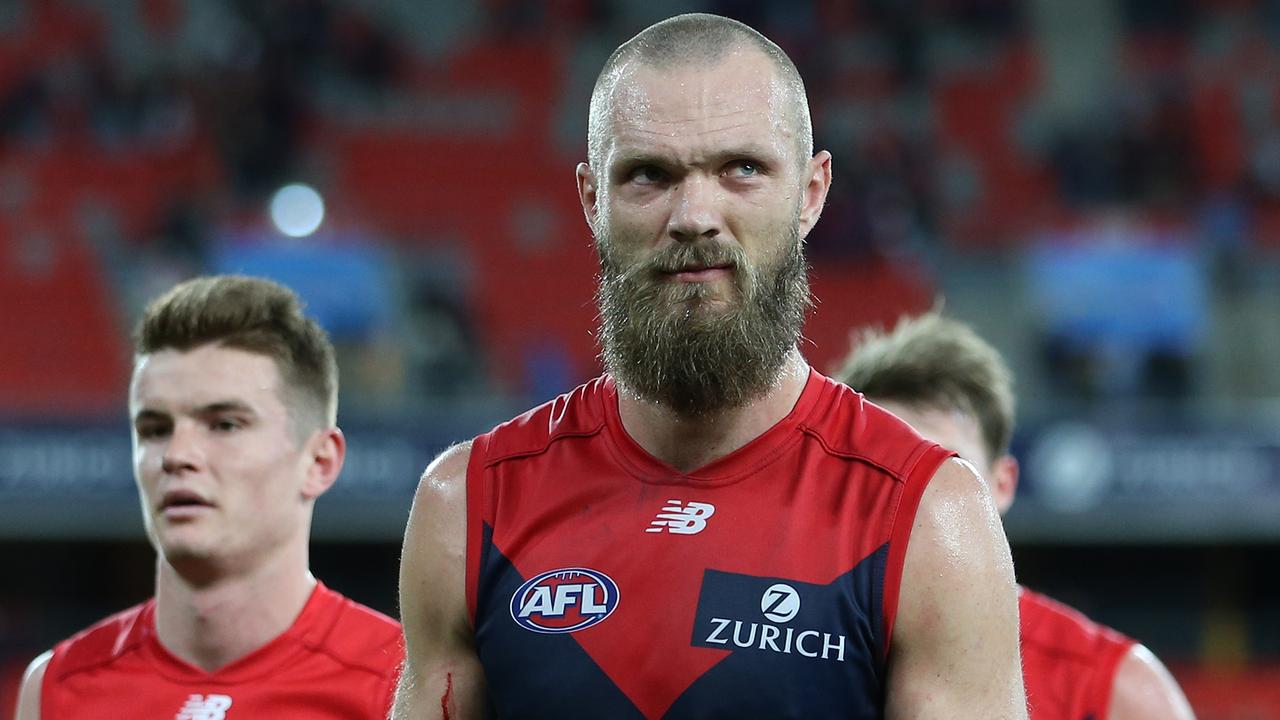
596;229;812;418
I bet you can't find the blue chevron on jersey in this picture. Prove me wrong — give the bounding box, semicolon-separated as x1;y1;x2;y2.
466;372;955;719
477;524;646;719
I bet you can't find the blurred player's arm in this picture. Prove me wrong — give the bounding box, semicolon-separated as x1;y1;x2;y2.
886;458;1028;720
14;650;52;720
1108;644;1197;720
391;441;489;720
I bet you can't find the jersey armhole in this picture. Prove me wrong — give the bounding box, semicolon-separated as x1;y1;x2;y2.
376;666;399;720
880;444;955;661
464;434;490;629
34;649;55;718
1092;638;1138;715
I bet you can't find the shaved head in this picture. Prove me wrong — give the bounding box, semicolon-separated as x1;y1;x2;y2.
587;13;813;172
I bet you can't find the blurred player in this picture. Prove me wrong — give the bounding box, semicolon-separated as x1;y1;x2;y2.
836;311;1196;720
14;275;402;719
392;13;1026;719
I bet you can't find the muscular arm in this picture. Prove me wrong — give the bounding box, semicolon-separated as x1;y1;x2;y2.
14;650;51;720
391;441;489;720
886;458;1027;719
1107;644;1197;720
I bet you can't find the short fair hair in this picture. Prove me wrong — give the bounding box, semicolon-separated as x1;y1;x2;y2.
587;13;813;171
135;275;339;433
835;312;1016;461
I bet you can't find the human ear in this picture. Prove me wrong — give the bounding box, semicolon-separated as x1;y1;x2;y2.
991;454;1019;515
577;162;600;237
797;150;832;241
300;427;345;500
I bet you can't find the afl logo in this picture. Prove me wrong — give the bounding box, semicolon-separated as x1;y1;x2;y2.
510;567;620;634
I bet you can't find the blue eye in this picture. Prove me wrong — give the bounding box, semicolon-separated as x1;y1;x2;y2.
731;161;759;177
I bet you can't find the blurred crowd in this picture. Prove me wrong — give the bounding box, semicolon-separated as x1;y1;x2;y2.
5;4;1280;716
5;0;1280;415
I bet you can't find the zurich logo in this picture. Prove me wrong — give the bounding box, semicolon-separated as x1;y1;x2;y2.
510;567;620;634
761;583;801;623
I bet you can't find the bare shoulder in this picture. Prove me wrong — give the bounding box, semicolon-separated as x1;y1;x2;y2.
402;439;474;603
415;439;473;503
924;455;993;505
888;457;1025;719
899;456;1014;622
914;457;1005;550
394;439;489;718
1108;644;1197;720
15;650;53;720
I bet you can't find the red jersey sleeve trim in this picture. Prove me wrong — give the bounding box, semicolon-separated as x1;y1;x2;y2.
465;434;490;629
41;644;64;717
40;601;151;714
1090;637;1139;716
881;443;955;661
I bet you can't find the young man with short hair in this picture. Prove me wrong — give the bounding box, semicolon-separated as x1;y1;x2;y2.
15;275;402;719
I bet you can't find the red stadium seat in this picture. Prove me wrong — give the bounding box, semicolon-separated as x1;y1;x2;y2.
805;257;934;375
0;224;128;416
934;41;1052;248
1188;83;1245;193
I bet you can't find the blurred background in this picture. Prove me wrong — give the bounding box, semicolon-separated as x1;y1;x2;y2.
3;0;1280;716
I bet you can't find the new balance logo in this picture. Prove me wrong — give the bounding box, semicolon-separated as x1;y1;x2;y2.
646;500;715;534
176;694;232;720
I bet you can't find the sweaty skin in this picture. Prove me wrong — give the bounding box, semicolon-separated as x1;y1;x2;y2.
887;458;1026;718
1108;646;1197;720
877;400;1194;720
392;41;1026;720
393;442;488;719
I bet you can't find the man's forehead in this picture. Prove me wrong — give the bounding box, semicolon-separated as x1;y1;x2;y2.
609;53;785;120
601;61;796;163
130;346;282;410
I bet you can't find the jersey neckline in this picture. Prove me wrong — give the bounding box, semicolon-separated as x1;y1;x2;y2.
137;580;341;684
598;367;832;486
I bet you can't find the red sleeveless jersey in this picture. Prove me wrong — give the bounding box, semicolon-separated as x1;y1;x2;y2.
40;581;403;719
465;370;954;719
1020;586;1136;720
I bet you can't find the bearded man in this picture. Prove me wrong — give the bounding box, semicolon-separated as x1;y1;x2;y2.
392;13;1027;720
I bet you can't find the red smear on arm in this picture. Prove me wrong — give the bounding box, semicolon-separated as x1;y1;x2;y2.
440;673;454;720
